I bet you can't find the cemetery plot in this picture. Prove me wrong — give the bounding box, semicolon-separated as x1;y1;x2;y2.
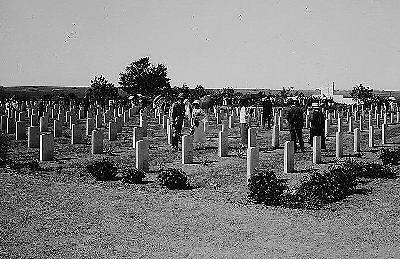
1;102;400;258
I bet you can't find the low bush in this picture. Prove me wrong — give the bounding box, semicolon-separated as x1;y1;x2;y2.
26;159;41;171
122;168;146;184
0;133;11;166
86;159;118;181
378;148;400;165
248;170;287;205
293;172;331;209
158;168;189;189
324;165;357;200
357;162;395;179
7;159;41;172
340;159;396;179
284;163;357;209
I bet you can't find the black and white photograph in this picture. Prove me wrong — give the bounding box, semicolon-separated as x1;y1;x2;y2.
1;0;400;258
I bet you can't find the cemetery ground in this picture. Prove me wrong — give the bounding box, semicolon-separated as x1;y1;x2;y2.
1;114;400;258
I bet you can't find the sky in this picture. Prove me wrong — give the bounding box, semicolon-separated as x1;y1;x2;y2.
1;0;400;91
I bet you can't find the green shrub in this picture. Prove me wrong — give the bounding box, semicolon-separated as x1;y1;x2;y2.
0;133;11;166
122;168;146;184
86;159;118;181
378;148;400;165
248;170;287;205
157;168;189;189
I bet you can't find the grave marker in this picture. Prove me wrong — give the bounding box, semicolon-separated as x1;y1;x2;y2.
284;141;295;173
132;127;143;149
246;147;259;184
16;121;26;140
91;129;103;154
136;140;149;172
40;132;54;161
369;125;374;148
336;132;343;158
354;128;360;153
248;127;257;148
182;135;194;164
272;125;279;148
108;121;117;141
71;124;82;144
382;123;387;145
86;118;94;136
54;119;62;138
218;131;228;157
313;136;321;164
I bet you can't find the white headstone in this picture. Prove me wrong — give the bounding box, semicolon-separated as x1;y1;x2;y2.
336;132;343;158
313;136;321;164
272;125;279;148
368;125;374;148
246;147;259;184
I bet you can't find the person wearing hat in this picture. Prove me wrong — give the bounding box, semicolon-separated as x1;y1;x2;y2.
261;96;273;129
169;93;186;150
309;102;326;149
286;99;305;152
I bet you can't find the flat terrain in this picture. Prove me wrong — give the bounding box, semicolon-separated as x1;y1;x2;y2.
1;112;400;258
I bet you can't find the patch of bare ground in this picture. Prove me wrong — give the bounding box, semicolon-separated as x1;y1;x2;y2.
1;115;400;258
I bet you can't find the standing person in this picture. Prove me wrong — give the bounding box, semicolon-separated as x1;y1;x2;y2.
286;100;305;152
239;98;249;148
261;96;273;129
190;100;206;146
184;99;192;126
309;103;326;149
169;93;185;150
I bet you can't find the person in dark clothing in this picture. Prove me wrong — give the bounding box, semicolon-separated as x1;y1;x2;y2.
261;96;273;128
286;100;304;152
169;93;185;150
309;103;326;149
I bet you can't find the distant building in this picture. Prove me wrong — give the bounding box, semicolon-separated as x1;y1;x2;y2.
314;82;355;105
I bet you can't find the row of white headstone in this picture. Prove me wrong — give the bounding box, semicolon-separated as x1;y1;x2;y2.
1;104;151;171
245;123;391;181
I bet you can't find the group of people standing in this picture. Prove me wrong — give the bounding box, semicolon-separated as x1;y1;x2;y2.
169;93;206;150
167;93;326;152
286;100;326;152
239;97;326;152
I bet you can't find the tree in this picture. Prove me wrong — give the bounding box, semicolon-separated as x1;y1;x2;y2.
350;84;373;104
88;75;117;105
191;85;209;100
118;57;171;99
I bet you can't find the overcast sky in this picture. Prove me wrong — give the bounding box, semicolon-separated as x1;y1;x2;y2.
1;0;400;91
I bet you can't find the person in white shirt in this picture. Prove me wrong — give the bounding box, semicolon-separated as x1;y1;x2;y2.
190;100;206;147
239;99;249;148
